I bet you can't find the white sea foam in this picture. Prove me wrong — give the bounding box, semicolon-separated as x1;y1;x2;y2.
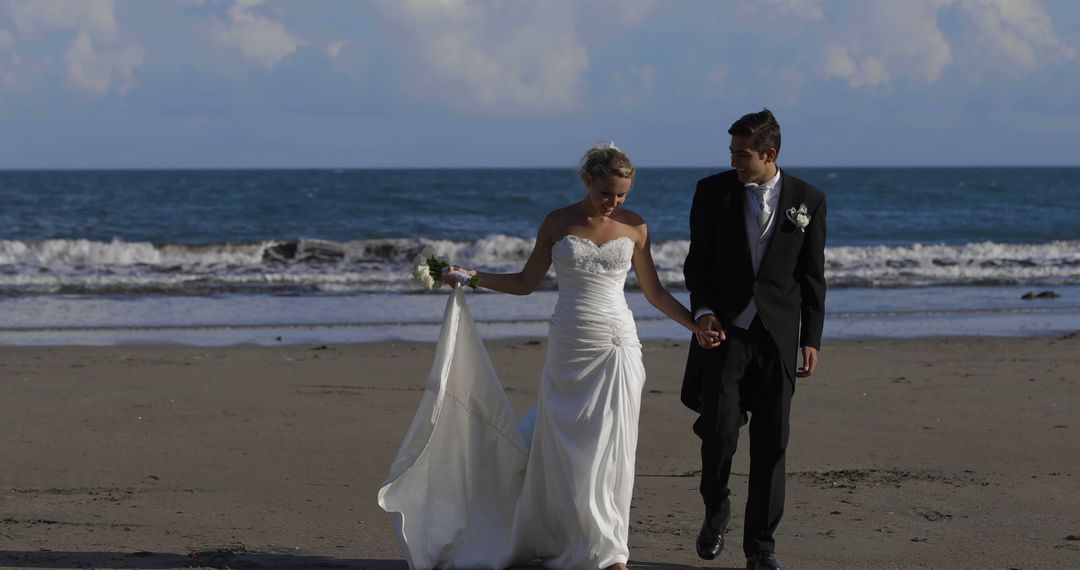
825;240;1080;287
0;239;267;267
1;236;1078;295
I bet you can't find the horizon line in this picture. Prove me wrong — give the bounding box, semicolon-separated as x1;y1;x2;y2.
1;164;1078;172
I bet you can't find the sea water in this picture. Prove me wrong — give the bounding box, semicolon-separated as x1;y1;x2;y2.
1;168;1077;345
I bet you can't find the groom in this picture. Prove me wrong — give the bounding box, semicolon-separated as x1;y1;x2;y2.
681;109;826;570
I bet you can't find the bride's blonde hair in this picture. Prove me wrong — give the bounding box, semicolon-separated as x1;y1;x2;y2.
579;141;634;183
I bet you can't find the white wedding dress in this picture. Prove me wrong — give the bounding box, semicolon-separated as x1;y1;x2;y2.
378;235;645;570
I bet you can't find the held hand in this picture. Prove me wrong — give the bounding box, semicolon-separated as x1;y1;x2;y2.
441;265;476;287
694;314;726;350
797;346;818;378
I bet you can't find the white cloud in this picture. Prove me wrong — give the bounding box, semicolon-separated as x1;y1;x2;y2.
959;0;1075;68
377;0;589;115
325;40;347;59
823;45;890;88
819;1;952;88
64;30;143;95
7;0;119;41
819;0;1074;89
213;0;305;69
1;0;143;95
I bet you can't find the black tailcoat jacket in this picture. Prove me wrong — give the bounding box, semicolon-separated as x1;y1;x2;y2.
681;169;827;412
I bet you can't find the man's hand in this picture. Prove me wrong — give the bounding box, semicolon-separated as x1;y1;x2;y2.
695;314;726;349
797;346;818;378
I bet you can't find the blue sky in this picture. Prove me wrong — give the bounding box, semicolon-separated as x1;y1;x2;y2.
0;0;1077;168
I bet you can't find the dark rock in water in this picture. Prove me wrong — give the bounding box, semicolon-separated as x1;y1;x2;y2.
1036;290;1061;299
264;241;299;262
302;241;346;263
263;240;345;263
369;242;399;261
886;259;918;269
1021;291;1036;300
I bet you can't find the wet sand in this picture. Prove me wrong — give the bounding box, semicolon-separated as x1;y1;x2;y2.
2;334;1079;569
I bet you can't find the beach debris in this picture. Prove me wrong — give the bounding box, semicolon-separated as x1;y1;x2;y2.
792;468;988;490
912;507;953;522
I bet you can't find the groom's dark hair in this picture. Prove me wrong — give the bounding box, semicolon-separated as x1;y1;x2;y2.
729;108;781;157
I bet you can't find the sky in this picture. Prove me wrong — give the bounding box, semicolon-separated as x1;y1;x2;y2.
0;0;1077;168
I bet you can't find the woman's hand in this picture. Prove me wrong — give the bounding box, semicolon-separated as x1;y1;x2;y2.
694;314;725;349
441;265;477;287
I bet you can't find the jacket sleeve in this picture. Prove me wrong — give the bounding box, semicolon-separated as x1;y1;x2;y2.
683;180;714;315
796;194;827;349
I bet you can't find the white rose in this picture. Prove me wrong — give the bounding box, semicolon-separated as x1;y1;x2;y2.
419;272;436;290
796;213;810;228
413;264;430;280
412;252;427;266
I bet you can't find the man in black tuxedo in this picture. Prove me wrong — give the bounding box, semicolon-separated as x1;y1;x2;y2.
682;109;826;570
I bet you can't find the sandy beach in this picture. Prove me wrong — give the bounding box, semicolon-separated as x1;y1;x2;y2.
2;335;1078;569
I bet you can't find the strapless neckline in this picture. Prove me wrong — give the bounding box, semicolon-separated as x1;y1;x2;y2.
554;234;634;250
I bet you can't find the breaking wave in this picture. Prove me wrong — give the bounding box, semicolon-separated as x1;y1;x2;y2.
2;236;1079;295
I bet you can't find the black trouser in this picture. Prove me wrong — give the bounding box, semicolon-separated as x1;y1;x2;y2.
693;315;793;556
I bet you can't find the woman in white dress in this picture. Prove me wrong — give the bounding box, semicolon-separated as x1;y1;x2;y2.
379;143;712;570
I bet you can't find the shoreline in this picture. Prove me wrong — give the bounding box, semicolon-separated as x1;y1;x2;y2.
2;315;1076;347
3;336;1079;568
2;285;1077;347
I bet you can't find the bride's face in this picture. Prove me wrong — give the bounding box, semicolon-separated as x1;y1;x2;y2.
584;176;633;217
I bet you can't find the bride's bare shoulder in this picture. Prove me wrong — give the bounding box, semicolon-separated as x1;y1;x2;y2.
540;205;577;229
614;208;646;227
547;204;580;220
536;206;577;244
613;209;649;248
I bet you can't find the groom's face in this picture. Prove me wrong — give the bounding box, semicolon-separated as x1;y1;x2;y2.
729;135;776;184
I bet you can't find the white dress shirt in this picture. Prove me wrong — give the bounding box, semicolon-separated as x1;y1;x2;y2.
695;168;783;329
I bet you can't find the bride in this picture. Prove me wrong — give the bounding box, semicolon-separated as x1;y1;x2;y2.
379;143;713;570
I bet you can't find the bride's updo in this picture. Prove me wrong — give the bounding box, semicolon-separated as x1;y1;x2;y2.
579;141;634;183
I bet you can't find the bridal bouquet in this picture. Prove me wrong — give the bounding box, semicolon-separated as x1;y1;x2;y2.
411;246;479;290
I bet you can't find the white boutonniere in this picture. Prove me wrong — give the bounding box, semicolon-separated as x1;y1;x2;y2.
786;203;811;232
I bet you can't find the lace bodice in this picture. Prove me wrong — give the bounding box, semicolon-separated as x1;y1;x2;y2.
549;234;638;347
551;234;634;276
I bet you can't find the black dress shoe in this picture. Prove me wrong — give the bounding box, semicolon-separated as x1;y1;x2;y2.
745;552;784;570
695;521;724;560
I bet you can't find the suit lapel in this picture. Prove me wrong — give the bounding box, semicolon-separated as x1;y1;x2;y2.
759;169;803;273
725;181;755;274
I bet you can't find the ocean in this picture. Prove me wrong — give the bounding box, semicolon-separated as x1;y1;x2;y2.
1;167;1078;345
